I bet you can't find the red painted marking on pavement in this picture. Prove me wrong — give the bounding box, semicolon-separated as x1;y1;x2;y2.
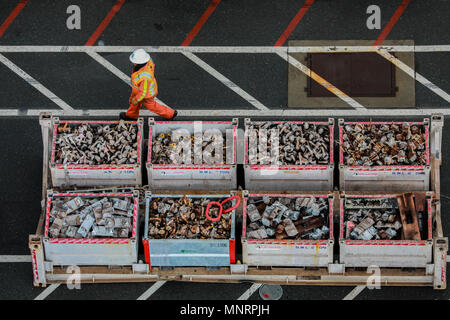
181;0;221;46
0;0;28;38
85;0;125;46
274;0;315;46
373;0;411;46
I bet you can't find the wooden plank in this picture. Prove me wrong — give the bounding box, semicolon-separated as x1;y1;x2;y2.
414;192;426;212
399;193;421;240
397;195;407;240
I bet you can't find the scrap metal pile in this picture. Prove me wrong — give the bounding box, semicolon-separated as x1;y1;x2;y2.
343;197;406;240
152;131;228;164
54;121;138;165
247;122;330;165
341;123;427;166
48;196;135;238
246;196;329;240
147;196;233;239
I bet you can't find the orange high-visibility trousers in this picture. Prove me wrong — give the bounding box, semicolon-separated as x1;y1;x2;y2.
125;98;175;119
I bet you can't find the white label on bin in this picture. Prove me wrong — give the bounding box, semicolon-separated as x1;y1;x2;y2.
256;245;282;250
352;172;379;176
102;169;134;175
161;171;185;176
199;170;230;175
68;170;88;176
210;243;227;248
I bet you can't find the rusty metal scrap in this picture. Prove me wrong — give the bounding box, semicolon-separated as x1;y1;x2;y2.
247;122;330;165
342;123;427;166
55;121;138;165
151;131;229;164
246;196;329;240
48;196;134;238
147;196;233;239
343;197;411;240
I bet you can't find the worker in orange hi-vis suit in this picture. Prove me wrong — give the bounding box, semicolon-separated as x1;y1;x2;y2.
120;48;178;120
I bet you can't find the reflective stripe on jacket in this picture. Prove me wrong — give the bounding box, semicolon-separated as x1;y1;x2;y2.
130;59;158;102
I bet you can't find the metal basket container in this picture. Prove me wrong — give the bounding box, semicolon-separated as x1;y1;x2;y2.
50;118;144;187
143;191;237;268
339;119;430;191
339;193;433;268
242;191;334;267
147;118;238;190
244;118;334;191
43;190;140;266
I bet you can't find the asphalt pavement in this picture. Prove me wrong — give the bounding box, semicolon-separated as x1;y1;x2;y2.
0;0;450;300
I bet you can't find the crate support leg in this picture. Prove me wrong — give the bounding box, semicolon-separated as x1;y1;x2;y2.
433;237;448;289
29;235;47;287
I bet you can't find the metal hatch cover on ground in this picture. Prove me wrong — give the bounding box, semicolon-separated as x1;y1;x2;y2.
288;40;415;108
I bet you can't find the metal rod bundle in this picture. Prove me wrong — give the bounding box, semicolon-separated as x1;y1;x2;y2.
55;121;138;165
151;131;229;164
247;122;330;165
246;196;329;240
342;123;427;166
343;197;406;240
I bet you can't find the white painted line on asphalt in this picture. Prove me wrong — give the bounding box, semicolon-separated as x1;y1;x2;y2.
0;54;76;112
0;108;449;117
237;283;262;300
136;281;166;300
278;52;366;110
343;286;366;300
86;51;131;84
85;51;169;107
34;283;60;300
447;255;450;263
0;45;449;53
378;50;450;105
182;52;269;111
0;255;31;263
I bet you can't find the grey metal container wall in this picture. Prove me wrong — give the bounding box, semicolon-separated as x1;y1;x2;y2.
241;191;334;267
243;118;334;191
147;119;238;190
43;190;140;266
338;193;433;268
143;191;237;267
338;119;431;192
49;118;144;187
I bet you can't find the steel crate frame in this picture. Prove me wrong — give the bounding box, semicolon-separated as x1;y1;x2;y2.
49;118;144;187
243;118;334;191
30;113;447;289
42;190;140;266
339;193;434;268
147;118;238;190
241;191;334;267
142;191;237;268
339;119;431;191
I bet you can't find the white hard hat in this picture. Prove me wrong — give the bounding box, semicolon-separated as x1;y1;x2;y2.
129;49;151;64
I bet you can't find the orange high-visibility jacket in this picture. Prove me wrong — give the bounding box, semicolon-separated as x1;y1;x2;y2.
130;59;158;104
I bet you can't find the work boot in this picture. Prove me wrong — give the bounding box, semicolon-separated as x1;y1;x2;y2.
119;112;137;121
169;110;178;120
